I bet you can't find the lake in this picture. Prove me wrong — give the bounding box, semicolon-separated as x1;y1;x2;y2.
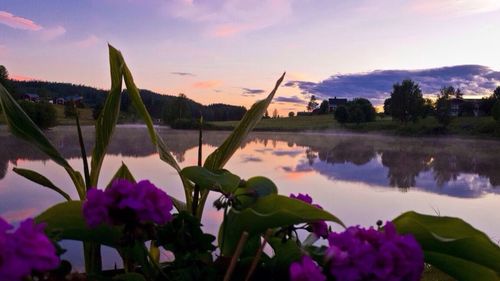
1;125;500;269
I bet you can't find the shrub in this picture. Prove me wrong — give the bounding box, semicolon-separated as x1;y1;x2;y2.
18;100;57;129
334;105;349;124
492;101;500;121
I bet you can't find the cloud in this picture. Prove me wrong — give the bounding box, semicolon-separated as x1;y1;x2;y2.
40;25;66;41
192;80;222;89
0;11;42;31
0;45;6;57
241;87;265;96
74;34;100;48
162;0;292;37
171;71;195;77
274;95;306;104
285;65;500;105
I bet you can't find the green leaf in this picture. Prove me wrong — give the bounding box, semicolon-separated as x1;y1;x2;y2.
180;166;241;194
204;72;285;171
393;211;500;281
36;201;121;247
268;237;302;270
234;176;278;209
170;195;187;212
220;194;344;255
0;82;85;199
13;168;71;201
106;162;136;188
90;44;124;187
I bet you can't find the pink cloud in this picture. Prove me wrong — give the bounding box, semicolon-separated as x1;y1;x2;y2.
0;10;42;31
192;80;222;89
211;23;249;38
74;34;100;48
11;74;37;81
40;25;66;41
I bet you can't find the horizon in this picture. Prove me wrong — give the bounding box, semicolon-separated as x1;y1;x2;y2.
2;0;500;114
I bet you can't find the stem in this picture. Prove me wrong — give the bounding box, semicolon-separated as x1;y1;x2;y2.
245;229;273;281
223;232;249;281
83;241;102;274
220;205;229;255
192;116;203;216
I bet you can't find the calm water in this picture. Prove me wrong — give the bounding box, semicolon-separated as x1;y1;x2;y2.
1;125;500;268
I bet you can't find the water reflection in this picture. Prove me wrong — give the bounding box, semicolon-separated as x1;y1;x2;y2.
1;127;500;198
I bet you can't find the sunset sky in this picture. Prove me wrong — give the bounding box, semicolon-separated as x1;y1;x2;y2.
1;0;500;114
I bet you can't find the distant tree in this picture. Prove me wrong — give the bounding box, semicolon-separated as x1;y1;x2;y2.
388;80;424;123
288;111;295;117
383;98;392;116
319;100;329;114
350;107;364;125
492;101;500;121
455;88;463;99
0;65;8;82
19;101;57;129
440;86;455;99
307;95;319;112
435;89;452;128
494;86;500;100
480;97;496;116
272;108;279;118
422;98;435;118
264;110;270;119
334;105;349;125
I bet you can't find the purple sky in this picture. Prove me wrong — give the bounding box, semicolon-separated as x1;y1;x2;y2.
1;0;500;113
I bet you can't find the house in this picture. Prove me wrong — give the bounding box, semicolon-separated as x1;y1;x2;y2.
328;97;347;112
53;96;84;106
449;98;482;117
55;97;65;105
21;93;40;102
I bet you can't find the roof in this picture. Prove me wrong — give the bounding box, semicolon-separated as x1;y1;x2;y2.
22;93;39;98
328;97;347;105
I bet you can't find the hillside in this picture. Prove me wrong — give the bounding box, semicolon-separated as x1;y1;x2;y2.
9;80;247;122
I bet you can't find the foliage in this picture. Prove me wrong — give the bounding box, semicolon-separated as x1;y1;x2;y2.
435;90;452;128
494;86;500;100
64;101;78;118
306;95;318;112
386;79;425;123
492;101;500;121
334;105;349;124
318;100;329;114
18;100;57;129
288;111;295;117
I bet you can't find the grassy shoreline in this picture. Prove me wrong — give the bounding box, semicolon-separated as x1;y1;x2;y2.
208;115;500;139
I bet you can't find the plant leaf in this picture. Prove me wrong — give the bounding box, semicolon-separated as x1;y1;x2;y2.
36;201;121;247
393;211;500;281
0;82;85;199
234;176;278;209
220;194;344;255
180;166;241;194
90;44;124;187
204;72;285;171
13;168;71;201
106;162;136;188
112;273;147;281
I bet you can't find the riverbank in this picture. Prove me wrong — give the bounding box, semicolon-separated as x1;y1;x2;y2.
208;115;500;138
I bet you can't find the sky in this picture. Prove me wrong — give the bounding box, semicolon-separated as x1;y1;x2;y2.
1;0;500;114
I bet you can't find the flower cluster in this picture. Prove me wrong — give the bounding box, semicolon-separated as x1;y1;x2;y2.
0;217;60;281
83;179;173;228
290;255;326;281
326;222;424;281
289;193;328;238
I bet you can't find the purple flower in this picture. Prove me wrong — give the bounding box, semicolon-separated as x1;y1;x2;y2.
326;222;423;281
290;255;326;281
0;217;59;281
290;193;329;238
83;179;174;227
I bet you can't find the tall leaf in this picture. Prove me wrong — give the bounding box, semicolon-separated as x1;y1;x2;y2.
204;72;285;171
393;211;500;281
220;194;343;255
180;166;241;194
106;162;137;188
89;44;124;187
13;168;71;201
0;83;85;198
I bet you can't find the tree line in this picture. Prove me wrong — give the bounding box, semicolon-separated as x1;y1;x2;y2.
1;65;246;128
